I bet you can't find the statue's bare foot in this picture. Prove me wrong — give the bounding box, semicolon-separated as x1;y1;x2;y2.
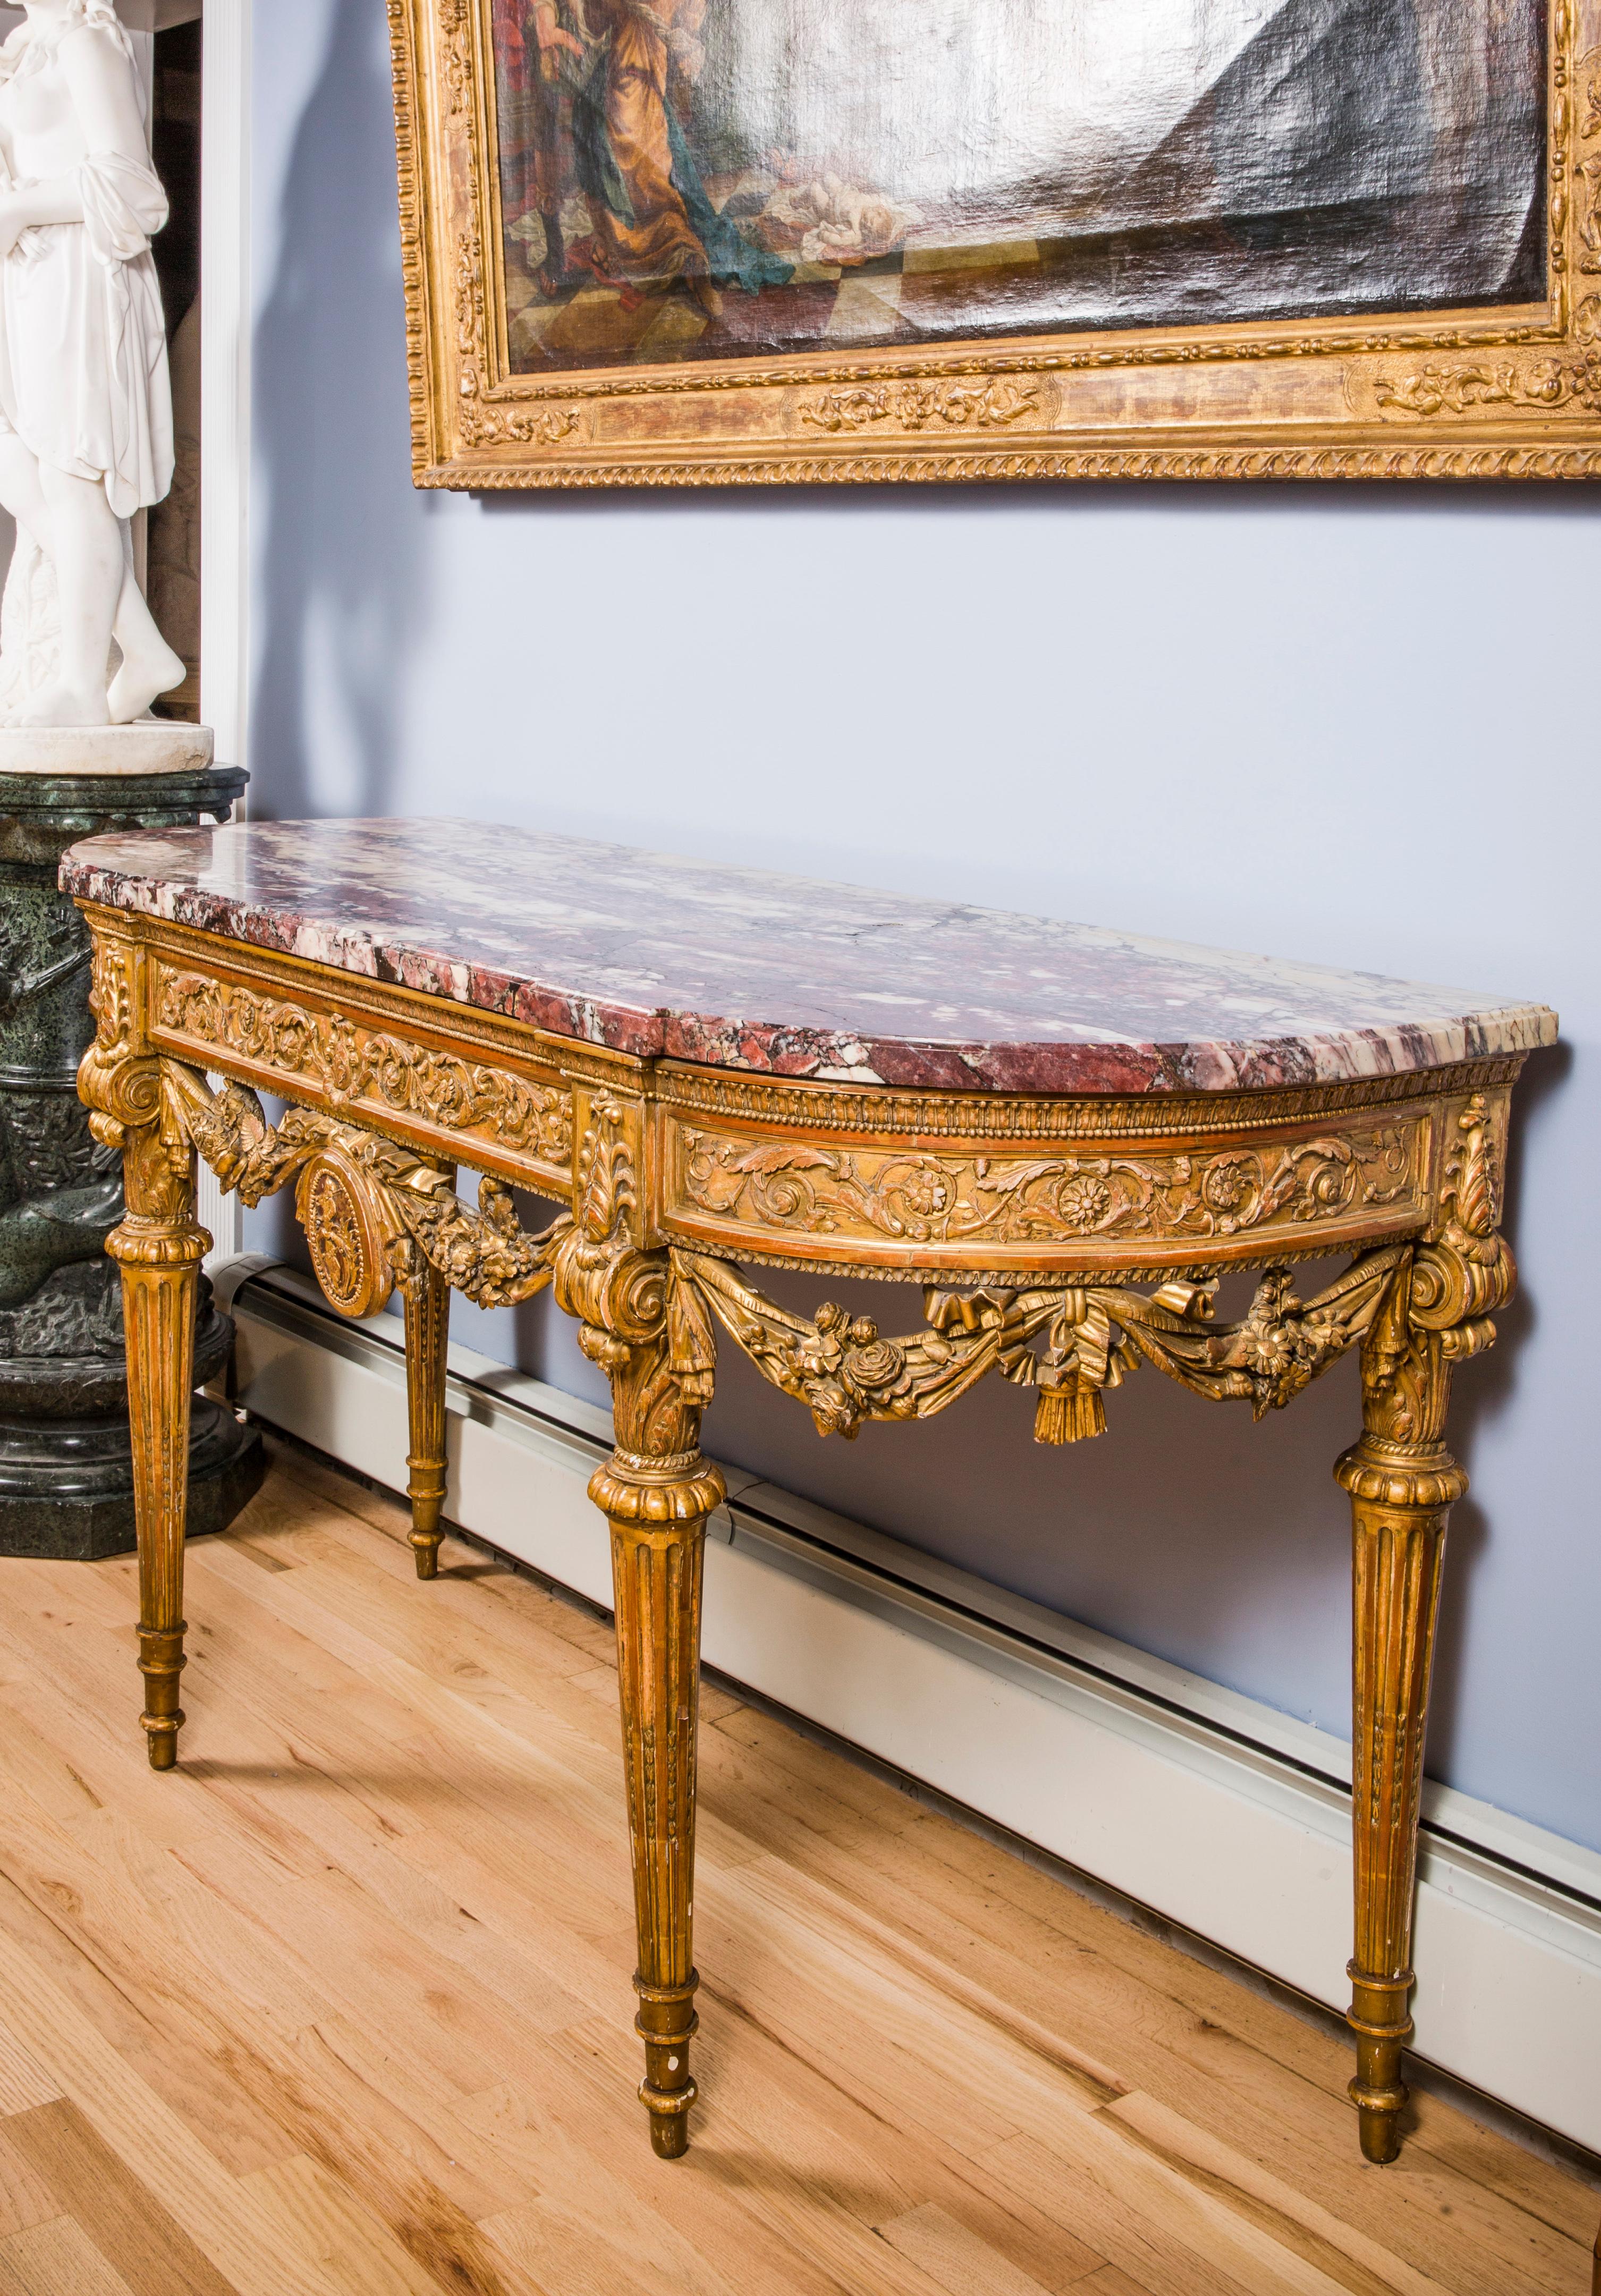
16;682;112;728
108;636;186;725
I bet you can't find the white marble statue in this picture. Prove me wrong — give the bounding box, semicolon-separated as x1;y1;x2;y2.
0;0;183;728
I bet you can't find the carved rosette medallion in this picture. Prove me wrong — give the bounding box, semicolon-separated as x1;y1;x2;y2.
295;1149;403;1319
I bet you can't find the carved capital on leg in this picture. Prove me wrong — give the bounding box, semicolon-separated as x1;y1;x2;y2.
555;1156;724;2155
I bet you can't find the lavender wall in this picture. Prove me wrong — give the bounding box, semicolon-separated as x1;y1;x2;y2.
248;0;1597;1849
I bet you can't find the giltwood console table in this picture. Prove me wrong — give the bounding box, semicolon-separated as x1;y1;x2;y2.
61;820;1556;2170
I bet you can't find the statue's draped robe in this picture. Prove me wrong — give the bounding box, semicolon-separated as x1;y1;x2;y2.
0;7;174;719
0;16;172;520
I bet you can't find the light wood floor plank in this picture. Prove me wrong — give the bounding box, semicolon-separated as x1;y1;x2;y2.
0;1899;353;2292
4;2100;238;2296
0;2216;140;2296
702;1768;1588;2295
0;1448;1585;2296
0;2028;61;2120
0;2130;62;2242
1100;2094;1448;2296
243;2154;487;2296
875;2200;1069;2295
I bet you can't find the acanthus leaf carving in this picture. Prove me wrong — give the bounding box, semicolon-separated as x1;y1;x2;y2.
1340;1097;1516;1456
1403;1092;1516;1370
550;1100;717;1478
1374;355;1601;418
78;936;162;1145
801;379;1040;435
160;1062;568;1314
88;936;133;1052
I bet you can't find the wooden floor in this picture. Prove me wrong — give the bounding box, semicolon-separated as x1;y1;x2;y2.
0;1444;1589;2296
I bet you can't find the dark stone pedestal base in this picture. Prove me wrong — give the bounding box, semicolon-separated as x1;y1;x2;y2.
0;1404;266;1561
0;761;258;1562
0;1300;267;1561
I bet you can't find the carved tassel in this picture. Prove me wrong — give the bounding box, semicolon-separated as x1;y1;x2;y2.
1035;1382;1106;1444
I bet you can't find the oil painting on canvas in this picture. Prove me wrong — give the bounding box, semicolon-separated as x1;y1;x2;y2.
489;0;1547;375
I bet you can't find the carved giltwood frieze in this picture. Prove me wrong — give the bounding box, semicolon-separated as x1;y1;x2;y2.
1371;356;1601;420
141;1044;1497;1455
672;1122;1421;1256
154;968;573;1175
670;1165;1510;1453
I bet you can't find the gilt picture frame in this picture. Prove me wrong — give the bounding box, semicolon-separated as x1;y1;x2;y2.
389;0;1601;487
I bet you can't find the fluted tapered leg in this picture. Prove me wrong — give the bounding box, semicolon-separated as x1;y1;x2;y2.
404;1262;450;1579
590;1446;724;2158
108;1125;209;1770
1335;1291;1464;2165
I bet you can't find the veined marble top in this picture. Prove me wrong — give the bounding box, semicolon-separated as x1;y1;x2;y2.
60;819;1557;1095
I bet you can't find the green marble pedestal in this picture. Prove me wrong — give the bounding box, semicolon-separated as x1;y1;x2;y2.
0;765;264;1558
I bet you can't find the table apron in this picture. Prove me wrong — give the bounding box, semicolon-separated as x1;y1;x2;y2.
654;1105;1438;1275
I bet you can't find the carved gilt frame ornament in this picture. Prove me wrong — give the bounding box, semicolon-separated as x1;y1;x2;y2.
388;0;1601;487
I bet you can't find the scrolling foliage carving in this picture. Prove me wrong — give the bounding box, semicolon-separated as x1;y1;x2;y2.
668;1098;1510;1445
158;1064;569;1315
552;1099;719;1486
681;1124;1416;1248
1373;355;1601;419
157;971;573;1166
1350;1092;1514;1464
800;381;1040;436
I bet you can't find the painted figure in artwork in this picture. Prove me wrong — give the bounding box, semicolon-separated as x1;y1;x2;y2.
494;0;582;298
564;0;788;315
0;0;183;728
497;0;790;332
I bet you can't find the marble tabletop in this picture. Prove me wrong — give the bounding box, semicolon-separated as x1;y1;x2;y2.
60;819;1557;1095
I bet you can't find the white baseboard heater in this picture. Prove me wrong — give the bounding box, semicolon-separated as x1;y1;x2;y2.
214;1256;1601;2156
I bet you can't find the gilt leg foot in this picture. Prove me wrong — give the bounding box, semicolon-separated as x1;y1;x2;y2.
404;1261;450;1580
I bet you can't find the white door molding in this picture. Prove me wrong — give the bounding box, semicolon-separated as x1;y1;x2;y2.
198;0;250;1260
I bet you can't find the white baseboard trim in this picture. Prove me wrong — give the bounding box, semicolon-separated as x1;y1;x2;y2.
215;1256;1601;2155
